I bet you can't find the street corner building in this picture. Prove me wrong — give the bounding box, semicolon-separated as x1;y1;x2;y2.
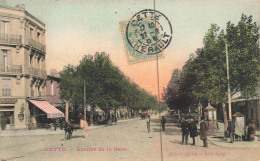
0;4;64;130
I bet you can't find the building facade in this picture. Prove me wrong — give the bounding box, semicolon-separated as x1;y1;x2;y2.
231;81;260;130
46;69;63;108
0;4;47;130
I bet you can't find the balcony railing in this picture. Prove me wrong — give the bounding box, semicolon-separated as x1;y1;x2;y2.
0;65;22;74
0;33;21;45
28;39;46;52
2;88;11;96
29;68;47;78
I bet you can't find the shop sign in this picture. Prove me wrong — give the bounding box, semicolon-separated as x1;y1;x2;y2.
0;98;18;104
18;112;24;122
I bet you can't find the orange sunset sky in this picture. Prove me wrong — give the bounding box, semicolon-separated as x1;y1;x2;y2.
2;0;259;97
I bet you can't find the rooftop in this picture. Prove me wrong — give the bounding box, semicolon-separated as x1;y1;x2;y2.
0;4;45;27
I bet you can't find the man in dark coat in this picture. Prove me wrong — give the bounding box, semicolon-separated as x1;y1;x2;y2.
181;116;190;145
200;117;208;148
227;118;235;143
190;118;198;145
161;116;166;131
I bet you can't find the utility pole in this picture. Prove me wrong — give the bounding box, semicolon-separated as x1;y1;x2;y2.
84;83;86;121
65;100;69;122
225;40;232;121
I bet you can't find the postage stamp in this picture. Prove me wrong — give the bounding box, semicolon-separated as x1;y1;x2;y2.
126;9;172;55
1;1;260;161
121;9;172;64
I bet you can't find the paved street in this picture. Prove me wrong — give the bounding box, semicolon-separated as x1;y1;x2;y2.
1;114;260;161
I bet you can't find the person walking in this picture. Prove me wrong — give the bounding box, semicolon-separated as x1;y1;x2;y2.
146;115;151;132
227;118;235;143
181;116;190;145
161;116;166;131
189;118;198;145
200;117;208;148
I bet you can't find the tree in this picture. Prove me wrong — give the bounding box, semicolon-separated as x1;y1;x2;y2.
59;52;159;122
226;14;260;98
164;14;260;131
59;64;80;106
162;69;182;110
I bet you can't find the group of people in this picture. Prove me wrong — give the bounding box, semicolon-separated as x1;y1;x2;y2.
146;115;209;148
226;118;256;142
181;116;208;148
145;113;258;146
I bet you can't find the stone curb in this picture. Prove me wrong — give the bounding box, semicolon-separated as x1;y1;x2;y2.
0;118;137;137
208;136;260;149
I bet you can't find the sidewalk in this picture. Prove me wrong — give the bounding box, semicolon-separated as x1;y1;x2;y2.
208;121;260;149
0;118;137;137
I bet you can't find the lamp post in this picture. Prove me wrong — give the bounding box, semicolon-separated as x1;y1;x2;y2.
84;83;86;121
225;39;232;121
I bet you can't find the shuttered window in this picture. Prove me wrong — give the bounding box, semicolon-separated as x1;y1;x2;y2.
0;21;10;33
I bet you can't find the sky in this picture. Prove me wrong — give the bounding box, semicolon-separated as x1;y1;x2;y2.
1;0;259;96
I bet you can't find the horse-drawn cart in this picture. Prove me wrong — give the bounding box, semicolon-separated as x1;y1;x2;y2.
63;119;88;140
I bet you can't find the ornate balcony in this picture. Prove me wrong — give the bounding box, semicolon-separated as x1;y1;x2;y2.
29;68;47;78
0;65;22;74
28;39;46;53
0;33;21;45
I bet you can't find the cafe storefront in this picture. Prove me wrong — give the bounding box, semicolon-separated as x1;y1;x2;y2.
0;98;64;130
0;98;27;130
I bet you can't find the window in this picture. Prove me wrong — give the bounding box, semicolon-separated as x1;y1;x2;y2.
0;21;10;34
5;111;14;124
37;32;41;42
2;79;11;96
1;50;12;71
30;28;34;39
35;84;38;97
51;82;55;96
38;86;41;97
30;85;34;97
29;55;33;68
42;59;45;70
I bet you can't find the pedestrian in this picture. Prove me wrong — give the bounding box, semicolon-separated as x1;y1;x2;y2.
146;115;151;132
189;118;198;145
161;116;166;131
248;120;256;141
181;116;190;145
200;117;208;148
227;118;235;143
61;118;67;130
114;115;118;125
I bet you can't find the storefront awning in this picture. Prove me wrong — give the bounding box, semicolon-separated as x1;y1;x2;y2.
29;100;64;118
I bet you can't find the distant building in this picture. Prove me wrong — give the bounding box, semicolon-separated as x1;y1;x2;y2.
231;81;260;130
46;69;63;108
0;4;63;130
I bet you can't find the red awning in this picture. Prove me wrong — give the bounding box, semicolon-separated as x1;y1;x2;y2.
29;100;64;118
